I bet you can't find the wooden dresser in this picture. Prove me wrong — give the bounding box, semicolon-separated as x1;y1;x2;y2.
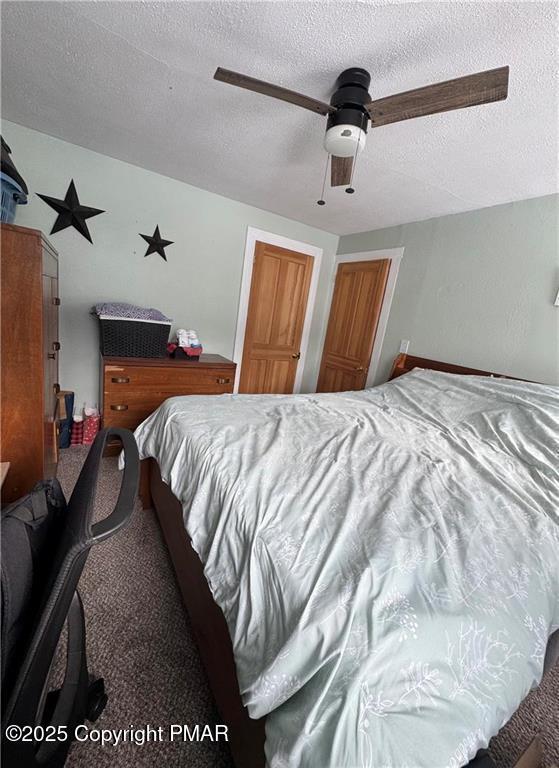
101;354;236;449
1;224;60;503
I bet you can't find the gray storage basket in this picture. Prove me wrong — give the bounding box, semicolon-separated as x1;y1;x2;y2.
99;317;171;358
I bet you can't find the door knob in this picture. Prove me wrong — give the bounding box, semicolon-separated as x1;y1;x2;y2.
292;352;301;359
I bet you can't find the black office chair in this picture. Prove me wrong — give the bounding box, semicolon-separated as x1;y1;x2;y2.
1;428;139;768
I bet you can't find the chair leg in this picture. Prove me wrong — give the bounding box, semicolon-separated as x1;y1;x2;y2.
86;677;107;723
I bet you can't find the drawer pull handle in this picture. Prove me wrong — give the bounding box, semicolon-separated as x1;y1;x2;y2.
216;377;231;384
110;404;128;411
48;353;56;360
111;377;130;384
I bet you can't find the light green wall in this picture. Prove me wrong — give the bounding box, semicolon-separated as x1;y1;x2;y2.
5;120;557;400
2;121;339;405
338;195;559;385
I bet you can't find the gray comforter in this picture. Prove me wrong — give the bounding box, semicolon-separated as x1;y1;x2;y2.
133;370;559;768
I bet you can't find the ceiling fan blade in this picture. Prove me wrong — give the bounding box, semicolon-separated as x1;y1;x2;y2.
331;156;353;187
214;67;335;116
365;66;509;127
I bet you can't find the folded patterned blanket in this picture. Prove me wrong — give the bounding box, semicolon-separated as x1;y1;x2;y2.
93;302;171;322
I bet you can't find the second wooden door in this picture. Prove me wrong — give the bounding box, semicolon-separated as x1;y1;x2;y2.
317;259;390;393
238;241;314;394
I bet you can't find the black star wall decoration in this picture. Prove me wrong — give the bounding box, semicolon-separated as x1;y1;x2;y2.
37;180;104;243
140;226;174;261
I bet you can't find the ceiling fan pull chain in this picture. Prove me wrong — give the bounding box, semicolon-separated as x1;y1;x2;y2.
346;137;360;195
317;153;329;206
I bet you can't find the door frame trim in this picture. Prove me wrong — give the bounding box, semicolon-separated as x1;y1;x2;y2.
233;227;323;393
324;247;405;388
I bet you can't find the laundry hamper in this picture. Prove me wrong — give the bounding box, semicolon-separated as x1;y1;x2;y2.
98;316;171;358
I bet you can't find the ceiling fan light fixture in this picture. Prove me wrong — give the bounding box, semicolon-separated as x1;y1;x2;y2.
214;64;509;195
323;124;366;158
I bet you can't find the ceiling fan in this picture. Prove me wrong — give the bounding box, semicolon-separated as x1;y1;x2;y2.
214;65;509;191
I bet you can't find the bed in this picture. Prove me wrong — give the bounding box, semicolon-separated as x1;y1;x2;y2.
134;354;559;768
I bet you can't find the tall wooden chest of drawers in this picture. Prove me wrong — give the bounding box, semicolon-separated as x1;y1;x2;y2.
101;354;236;447
1;224;60;503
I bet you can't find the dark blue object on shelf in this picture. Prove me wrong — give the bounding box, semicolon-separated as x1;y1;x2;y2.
1;136;28;224
0;171;27;224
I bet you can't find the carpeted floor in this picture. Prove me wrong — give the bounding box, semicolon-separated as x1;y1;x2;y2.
57;447;558;768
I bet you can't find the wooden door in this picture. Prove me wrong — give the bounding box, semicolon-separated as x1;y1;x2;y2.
317;259;390;392
238;241;314;394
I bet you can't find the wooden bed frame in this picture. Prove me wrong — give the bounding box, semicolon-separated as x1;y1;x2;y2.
388;352;525;381
138;353;541;768
144;458;265;767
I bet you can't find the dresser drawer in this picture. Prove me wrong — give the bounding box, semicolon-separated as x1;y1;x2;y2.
103;389;211;421
104;365;234;396
102;402;153;431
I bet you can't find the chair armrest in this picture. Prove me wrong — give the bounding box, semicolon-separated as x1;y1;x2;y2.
91;428;139;543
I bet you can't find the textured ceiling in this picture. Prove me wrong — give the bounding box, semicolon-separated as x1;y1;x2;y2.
1;1;558;235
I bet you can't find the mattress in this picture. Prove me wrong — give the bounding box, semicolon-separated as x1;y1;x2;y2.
132;370;559;768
